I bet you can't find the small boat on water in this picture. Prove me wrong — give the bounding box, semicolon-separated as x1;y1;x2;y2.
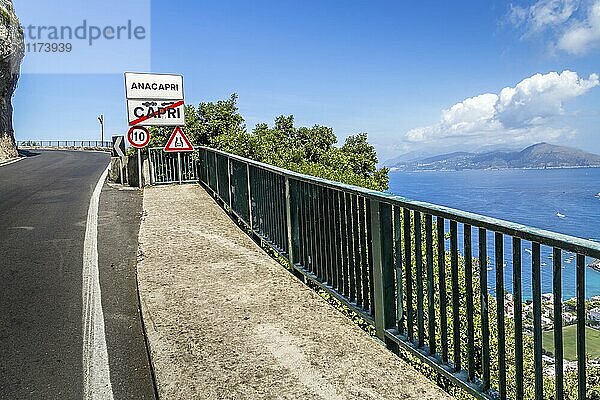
595;193;600;199
556;212;566;219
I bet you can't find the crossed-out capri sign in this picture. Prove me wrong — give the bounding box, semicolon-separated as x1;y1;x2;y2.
125;72;185;126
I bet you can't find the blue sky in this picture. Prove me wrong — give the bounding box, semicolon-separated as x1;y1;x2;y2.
12;0;600;161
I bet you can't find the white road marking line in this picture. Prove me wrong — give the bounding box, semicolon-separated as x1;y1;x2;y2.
0;157;24;167
9;226;35;231
82;165;115;400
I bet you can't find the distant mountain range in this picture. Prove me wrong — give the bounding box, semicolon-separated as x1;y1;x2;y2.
389;143;600;171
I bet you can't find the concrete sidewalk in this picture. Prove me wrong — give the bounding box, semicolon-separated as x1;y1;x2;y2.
137;184;452;400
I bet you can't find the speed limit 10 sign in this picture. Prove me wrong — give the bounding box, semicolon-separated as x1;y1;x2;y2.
128;126;150;148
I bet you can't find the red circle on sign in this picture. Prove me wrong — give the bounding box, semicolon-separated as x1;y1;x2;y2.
128;126;150;148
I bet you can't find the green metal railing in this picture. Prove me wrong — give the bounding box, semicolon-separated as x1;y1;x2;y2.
197;146;600;400
148;147;198;185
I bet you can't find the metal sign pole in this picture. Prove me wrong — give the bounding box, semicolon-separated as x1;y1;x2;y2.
138;148;143;189
177;152;182;184
119;158;124;185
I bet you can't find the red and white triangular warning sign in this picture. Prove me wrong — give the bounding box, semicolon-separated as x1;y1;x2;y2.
164;127;194;152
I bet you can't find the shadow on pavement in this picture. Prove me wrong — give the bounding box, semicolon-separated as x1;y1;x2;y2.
18;149;41;157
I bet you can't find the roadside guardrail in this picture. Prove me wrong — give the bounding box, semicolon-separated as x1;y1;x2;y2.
17;140;112;149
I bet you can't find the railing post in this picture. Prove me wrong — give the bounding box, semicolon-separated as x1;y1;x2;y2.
204;150;207;186
577;253;586;400
214;152;219;195
246;162;253;231
394;207;404;333
197;149;202;183
148;149;155;185
200;151;205;184
370;200;395;343
554;247;564;400
227;157;232;208
204;149;210;187
285;177;300;268
285;177;294;265
196;148;206;183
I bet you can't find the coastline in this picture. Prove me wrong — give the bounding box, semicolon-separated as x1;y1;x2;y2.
389;165;600;173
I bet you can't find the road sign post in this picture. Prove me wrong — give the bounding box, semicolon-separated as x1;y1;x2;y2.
138;149;142;189
127;126;151;188
178;152;182;184
98;115;105;144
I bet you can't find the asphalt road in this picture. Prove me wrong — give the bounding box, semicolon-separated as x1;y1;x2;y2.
0;150;155;399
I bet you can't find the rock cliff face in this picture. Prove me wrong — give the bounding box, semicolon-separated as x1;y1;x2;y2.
0;0;24;160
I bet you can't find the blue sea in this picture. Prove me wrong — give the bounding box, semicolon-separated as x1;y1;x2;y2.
388;168;600;300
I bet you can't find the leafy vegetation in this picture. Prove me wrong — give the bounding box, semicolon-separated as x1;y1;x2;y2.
147;94;389;191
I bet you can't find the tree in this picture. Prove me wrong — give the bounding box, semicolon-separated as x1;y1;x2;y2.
187;94;389;191
341;133;378;177
294;124;337;163
190;93;246;146
0;0;24;160
341;133;389;189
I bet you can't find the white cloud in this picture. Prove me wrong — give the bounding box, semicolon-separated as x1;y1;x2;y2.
509;0;600;55
405;71;598;148
510;0;578;33
557;1;600;53
497;70;599;126
440;93;500;132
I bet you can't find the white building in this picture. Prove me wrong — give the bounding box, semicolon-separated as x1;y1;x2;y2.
542;293;553;302
541;316;553;330
562;313;576;324
588;308;600;322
